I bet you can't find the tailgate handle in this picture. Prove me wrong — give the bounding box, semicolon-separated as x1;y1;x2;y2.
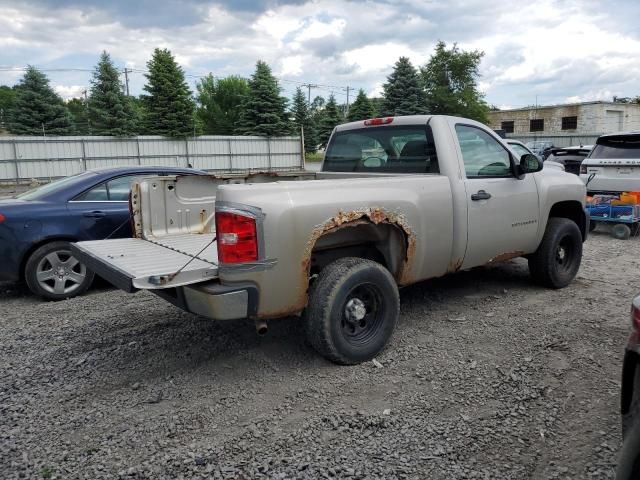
471;190;491;201
84;211;106;218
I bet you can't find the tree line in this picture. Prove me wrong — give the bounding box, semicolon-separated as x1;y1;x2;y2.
0;41;488;152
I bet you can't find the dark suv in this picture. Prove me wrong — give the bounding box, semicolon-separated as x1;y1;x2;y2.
545;145;593;175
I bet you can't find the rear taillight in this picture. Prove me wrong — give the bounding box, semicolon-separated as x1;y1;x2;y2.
0;213;5;223
364;117;394;126
580;165;587;174
632;301;640;332
215;211;258;263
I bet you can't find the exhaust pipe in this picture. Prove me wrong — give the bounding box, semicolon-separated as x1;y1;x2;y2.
255;318;268;336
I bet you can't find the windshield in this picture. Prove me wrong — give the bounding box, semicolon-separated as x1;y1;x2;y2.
508;142;531;158
324;125;439;173
590;136;640;159
15;172;93;200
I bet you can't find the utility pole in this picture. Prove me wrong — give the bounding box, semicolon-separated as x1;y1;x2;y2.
301;83;318;104
82;89;91;135
123;68;130;96
343;86;351;119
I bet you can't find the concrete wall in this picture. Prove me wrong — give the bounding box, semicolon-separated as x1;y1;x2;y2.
488;102;640;136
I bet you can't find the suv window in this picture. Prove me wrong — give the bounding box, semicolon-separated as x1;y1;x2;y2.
591;136;640;159
455;125;512;177
324;125;439;173
74;174;141;202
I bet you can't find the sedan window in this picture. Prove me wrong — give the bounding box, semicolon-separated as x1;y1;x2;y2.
73;174;143;202
74;183;109;201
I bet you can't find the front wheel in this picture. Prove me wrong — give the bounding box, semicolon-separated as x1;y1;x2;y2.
24;241;95;300
528;218;582;289
303;257;399;365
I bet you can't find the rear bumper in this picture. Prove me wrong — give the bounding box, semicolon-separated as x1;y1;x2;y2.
153;281;259;321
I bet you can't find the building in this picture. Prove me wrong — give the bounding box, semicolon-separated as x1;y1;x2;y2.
488;101;640;141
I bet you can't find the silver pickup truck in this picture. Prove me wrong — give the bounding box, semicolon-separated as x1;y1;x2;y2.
72;115;588;365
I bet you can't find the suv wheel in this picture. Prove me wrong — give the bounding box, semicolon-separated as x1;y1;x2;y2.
303;257;399;365
24;241;94;300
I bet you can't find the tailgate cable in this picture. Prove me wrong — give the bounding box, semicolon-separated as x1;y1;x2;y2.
149;236;217;286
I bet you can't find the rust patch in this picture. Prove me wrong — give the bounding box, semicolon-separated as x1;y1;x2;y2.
297;207;418;311
487;251;525;264
131;182;143;239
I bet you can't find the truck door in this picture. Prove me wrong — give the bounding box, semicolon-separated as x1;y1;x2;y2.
454;124;540;269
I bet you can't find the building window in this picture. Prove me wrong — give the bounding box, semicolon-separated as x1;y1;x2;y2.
562;116;577;130
530;119;544;132
501;121;514;133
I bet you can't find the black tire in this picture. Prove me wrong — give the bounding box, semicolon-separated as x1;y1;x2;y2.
528;218;582;289
24;241;95;300
617;414;640;480
613;223;632;240
303;257;399;365
631;223;640;237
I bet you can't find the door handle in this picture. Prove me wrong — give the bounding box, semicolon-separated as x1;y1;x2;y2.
471;190;492;201
83;211;106;218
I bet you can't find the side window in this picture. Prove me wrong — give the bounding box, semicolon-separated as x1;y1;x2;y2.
106;175;138;201
74;175;140;201
75;183;108;201
455;125;512;177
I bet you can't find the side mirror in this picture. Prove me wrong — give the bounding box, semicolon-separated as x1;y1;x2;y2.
516;153;543;178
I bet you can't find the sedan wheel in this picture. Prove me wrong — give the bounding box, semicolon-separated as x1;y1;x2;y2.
25;241;95;300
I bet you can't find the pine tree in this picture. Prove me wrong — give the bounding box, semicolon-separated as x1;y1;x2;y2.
347;89;374;121
318;94;341;148
381;57;425;116
88;51;137;136
67;97;90;135
421;41;489;123
0;85;16;130
235;61;290;136
7;66;73;135
196;74;248;135
142;48;195;137
291;87;316;152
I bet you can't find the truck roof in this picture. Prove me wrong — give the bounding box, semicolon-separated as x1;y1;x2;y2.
336;115;433;132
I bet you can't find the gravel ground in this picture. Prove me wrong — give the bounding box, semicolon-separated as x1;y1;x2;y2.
1;231;637;479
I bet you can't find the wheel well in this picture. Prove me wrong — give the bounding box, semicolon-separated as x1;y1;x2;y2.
548;201;586;239
19;236;78;280
309;222;406;279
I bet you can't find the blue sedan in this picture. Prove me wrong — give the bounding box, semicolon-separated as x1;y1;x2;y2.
0;166;205;300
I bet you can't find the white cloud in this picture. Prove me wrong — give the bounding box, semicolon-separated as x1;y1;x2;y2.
0;0;639;108
54;85;86;100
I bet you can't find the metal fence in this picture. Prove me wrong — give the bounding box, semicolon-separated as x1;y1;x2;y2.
506;133;602;148
0;135;305;182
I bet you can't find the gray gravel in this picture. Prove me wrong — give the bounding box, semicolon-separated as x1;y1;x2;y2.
0;230;636;479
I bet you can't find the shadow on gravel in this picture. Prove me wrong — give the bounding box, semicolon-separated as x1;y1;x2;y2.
51;259;538;391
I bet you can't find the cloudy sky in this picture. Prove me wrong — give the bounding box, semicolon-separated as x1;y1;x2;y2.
1;0;639;108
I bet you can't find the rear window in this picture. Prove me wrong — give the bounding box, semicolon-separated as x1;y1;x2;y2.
590;136;640;159
323;125;439;173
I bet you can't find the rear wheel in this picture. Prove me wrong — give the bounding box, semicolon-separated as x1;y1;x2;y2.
24;241;94;300
612;223;632;240
303;257;399;365
528;218;582;289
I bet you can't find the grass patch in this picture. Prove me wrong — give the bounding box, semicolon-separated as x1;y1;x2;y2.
305;152;324;163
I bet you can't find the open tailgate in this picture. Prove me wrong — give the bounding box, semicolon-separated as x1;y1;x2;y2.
71;234;218;292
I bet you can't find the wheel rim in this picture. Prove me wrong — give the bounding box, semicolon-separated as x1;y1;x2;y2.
341;283;385;346
36;249;86;296
555;236;575;272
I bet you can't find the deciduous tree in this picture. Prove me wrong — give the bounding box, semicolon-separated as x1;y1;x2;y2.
421;41;489;123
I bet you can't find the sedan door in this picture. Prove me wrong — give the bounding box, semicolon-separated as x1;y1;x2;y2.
66;174;140;241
